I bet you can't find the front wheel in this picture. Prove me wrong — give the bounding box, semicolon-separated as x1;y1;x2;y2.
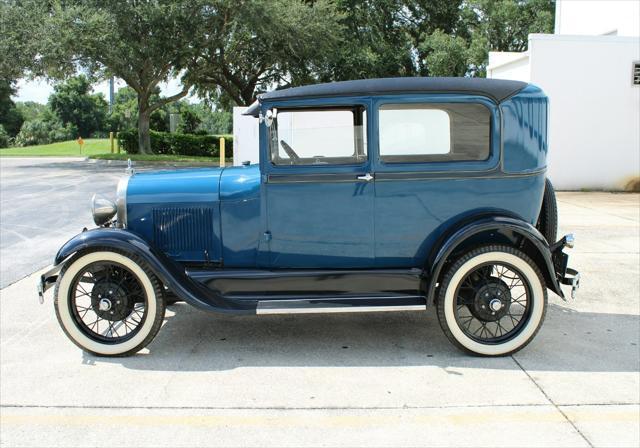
54;250;165;356
436;245;547;356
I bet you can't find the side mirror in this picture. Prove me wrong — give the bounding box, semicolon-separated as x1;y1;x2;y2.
262;108;277;127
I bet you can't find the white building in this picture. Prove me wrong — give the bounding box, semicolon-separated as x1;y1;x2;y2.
488;0;640;191
232;106;260;166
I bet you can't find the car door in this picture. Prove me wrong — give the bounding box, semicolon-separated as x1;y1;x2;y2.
261;101;374;268
371;96;501;267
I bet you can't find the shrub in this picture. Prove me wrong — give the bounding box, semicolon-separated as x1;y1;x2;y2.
13;118;77;147
118;129;234;157
0;125;10;148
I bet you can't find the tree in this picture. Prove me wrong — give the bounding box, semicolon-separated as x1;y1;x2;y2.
199;108;232;135
15;102;49;122
189;0;344;106
0;1;52;82
460;0;555;76
401;0;465;75
45;1;206;153
317;0;414;82
48;75;107;138
106;87;138;132
419;30;471;77
0;79;24;137
177;109;201;134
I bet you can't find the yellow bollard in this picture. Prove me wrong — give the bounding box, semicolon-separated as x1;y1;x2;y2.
219;137;225;167
116;133;120;154
110;132;114;153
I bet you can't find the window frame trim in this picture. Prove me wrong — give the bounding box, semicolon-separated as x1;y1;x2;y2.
259;100;373;175
371;94;500;174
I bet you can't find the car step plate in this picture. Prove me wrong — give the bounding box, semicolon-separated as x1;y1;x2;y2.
256;296;427;315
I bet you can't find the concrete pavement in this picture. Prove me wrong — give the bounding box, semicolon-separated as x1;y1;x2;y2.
0;159;638;447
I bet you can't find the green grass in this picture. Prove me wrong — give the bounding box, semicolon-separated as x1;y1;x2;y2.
0;139;111;157
90;153;231;163
0;139;232;163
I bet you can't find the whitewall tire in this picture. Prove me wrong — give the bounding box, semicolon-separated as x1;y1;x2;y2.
436;245;547;356
54;250;165;356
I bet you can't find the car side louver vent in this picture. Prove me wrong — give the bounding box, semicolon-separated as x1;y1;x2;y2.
153;207;216;256
634;62;640;86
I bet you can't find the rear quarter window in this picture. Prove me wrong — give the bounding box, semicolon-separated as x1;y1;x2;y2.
378;103;490;163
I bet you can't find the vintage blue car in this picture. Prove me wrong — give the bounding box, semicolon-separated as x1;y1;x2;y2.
39;77;579;357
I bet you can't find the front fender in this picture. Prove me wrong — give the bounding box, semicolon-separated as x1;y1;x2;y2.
425;216;564;300
53;228;254;314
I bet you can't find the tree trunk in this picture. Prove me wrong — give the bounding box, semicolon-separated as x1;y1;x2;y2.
137;94;152;154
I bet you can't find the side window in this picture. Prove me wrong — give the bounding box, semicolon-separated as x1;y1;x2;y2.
270;106;367;166
378;103;490;163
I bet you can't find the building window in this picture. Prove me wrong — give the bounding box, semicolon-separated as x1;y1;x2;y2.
633;62;640;86
378;103;491;163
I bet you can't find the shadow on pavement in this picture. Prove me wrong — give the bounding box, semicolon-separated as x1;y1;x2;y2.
85;303;640;373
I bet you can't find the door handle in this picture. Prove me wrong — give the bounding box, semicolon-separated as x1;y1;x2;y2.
357;173;374;182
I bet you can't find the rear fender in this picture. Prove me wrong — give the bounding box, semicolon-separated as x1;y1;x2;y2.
53;228;254;314
425;216;564;301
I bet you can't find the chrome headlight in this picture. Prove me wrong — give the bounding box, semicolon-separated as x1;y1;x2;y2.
91;194;117;226
115;176;130;228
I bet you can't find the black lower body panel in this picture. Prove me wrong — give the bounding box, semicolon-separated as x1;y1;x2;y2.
186;268;425;302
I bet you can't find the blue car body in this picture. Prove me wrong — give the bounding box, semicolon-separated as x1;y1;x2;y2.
46;78;576;315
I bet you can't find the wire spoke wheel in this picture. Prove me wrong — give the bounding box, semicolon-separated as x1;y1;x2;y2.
436;245;547;356
54;251;166;356
454;261;532;344
68;261;148;344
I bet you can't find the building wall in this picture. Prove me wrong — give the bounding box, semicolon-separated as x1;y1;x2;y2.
555;0;640;36
530;34;639;190
487;53;531;82
489;34;640;190
232;107;260;166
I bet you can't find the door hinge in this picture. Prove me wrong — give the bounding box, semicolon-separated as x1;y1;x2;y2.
263;231;272;242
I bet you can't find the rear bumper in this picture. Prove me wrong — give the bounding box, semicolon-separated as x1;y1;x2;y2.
560;268;580;299
37;265;60;304
551;234;580;299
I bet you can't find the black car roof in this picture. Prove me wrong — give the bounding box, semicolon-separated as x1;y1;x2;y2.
245;77;528;116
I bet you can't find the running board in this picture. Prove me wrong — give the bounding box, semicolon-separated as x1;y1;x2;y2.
256;296;427;315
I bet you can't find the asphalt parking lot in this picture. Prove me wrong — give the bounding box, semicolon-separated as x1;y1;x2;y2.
0;157;165;288
0;158;638;447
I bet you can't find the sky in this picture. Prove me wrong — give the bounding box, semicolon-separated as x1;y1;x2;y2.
12;77;197;104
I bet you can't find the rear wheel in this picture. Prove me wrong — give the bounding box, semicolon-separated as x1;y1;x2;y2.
54;250;165;356
436;245;547;356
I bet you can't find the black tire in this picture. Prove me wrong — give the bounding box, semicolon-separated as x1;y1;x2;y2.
536;177;558;243
54;250;166;357
436;245;548;357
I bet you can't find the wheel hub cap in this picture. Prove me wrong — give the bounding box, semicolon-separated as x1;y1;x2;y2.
472;278;512;322
489;298;502;312
91;281;131;321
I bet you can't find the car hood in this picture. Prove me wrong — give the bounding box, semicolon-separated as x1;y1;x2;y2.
126;167;224;205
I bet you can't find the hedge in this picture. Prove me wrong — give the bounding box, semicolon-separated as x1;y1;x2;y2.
118;129;233;157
